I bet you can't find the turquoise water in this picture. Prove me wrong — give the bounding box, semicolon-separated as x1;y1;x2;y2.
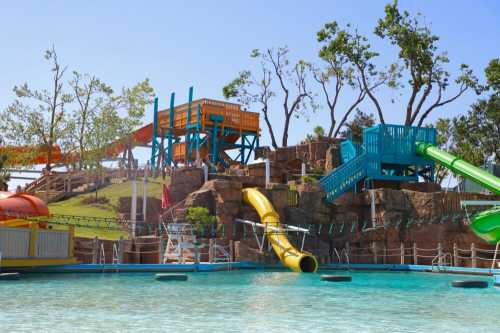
1;270;499;332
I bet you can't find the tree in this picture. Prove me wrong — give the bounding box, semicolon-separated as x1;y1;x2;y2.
114;79;155;133
79;79;154;198
313;125;325;137
375;1;481;126
68;71;113;169
451;58;499;166
427;118;452;184
452;97;499;166
223;69;279;149
485;58;500;91
84;79;155;169
223;47;315;148
315;21;400;137
0;46;73;170
317;23;400;125
0;140;10;191
341;109;375;142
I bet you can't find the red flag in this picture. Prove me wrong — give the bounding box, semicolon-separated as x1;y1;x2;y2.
161;184;171;209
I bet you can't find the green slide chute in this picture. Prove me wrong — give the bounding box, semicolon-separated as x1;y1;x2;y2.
416;142;500;244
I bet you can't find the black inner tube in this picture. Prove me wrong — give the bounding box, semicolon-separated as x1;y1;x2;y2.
299;256;317;273
451;280;488;288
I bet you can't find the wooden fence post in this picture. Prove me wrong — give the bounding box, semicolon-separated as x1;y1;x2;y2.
453;243;458;267
345;242;350;264
437;242;443;266
471;243;477;268
413;243;418;265
229;240;234;262
68;225;75;258
92;236;98;264
372;242;378;264
118;236;124;264
158;237;164;264
209;239;214;263
400;242;404;265
194;245;200;266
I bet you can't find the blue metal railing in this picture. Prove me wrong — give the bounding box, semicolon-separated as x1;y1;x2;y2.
340;140;362;164
320;152;367;203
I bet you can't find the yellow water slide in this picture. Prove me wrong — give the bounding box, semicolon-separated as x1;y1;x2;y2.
242;188;318;272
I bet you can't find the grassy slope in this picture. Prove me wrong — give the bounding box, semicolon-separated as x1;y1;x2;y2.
48;177;166;240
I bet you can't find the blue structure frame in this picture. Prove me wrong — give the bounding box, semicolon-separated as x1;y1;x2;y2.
150;87;259;170
321;124;436;203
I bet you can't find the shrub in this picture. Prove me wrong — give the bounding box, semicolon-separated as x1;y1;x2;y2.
81;196;110;205
301;175;317;184
186;206;217;231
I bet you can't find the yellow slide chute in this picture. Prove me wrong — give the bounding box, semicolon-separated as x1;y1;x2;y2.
242;188;318;273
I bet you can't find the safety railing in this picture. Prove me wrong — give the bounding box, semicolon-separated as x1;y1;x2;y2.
320;152;367;202
329;241;500;270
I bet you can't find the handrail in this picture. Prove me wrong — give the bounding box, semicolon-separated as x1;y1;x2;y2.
333;248;350;267
431;252;452;271
320;152;367;202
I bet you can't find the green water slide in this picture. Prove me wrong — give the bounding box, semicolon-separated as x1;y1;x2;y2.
416;142;500;244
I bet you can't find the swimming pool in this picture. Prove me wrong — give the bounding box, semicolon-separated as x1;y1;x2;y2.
1;270;499;332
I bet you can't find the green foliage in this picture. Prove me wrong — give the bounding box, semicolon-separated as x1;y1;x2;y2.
317;21;400;125
452;96;499;165
450;58;500;166
0;47;155;171
341;109;375;142
64;71;114;169
316;2;481;127
301;175;317;184
0;144;10;190
185;207;217;231
313;126;325;137
223;46;315;148
222;70;255;109
374;1;481;126
485;58;500;92
426;118;452;184
0;46;72;169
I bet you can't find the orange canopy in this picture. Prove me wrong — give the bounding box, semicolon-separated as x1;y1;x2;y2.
0;145;65;166
0;191;49;221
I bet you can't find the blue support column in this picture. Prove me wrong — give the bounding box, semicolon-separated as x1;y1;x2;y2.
244;134;257;164
208;114;224;165
240;134;246;164
195;104;201;160
166;92;175;167
186;86;193;163
211;123;219;165
150;97;159;166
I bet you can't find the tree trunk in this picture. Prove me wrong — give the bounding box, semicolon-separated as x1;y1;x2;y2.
328;112;336;138
262;107;279;149
282;114;292;147
46;142;52;171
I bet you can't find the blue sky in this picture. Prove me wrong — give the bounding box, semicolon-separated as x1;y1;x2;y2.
1;0;499;162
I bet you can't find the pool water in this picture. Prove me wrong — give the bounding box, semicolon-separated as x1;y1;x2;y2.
1;270;499;332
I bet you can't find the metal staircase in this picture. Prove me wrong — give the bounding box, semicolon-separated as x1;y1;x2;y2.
320;152;367;203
